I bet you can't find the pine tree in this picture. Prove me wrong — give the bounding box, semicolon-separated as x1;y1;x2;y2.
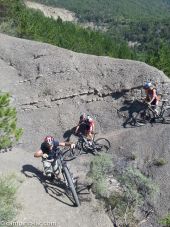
0;91;23;151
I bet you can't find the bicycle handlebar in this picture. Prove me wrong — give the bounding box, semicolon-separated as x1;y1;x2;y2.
42;148;71;161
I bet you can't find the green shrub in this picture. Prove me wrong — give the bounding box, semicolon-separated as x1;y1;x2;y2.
160;213;170;226
119;167;158;199
0;20;18;36
153;158;168;166
0;174;20;224
88;153;113;197
0;91;23;150
0;0;135;59
105;167;158;226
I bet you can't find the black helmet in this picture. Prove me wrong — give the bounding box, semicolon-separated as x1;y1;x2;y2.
80;113;86;120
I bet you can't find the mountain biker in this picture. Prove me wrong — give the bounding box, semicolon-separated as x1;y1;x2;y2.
75;113;86;135
34;136;75;180
75;113;95;139
143;82;159;114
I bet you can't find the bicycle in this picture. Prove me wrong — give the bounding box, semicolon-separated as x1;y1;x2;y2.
43;149;80;207
65;133;111;158
130;99;170;126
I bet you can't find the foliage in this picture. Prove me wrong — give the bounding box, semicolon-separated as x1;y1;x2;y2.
108;18;170;77
88;153;113;197
153;158;168;166
0;20;18;36
105;167;158;226
146;41;170;77
160;213;170;227
33;0;170;22
0;0;170;77
0;0;134;59
0;174;20;225
32;0;170;77
119;167;158;199
0;91;23;150
89;160;157;226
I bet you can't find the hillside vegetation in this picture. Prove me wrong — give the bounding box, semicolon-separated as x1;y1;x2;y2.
0;91;23;150
32;0;170;22
0;0;170;77
0;0;134;59
0;174;20;225
31;0;170;77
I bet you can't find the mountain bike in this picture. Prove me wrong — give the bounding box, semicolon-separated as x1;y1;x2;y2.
43;149;80;207
131;99;170;126
65;133;111;158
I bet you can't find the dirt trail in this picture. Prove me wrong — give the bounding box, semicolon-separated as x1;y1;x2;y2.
24;0;77;22
0;148;113;227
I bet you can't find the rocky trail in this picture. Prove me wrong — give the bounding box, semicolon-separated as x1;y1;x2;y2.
0;148;113;227
0;33;170;227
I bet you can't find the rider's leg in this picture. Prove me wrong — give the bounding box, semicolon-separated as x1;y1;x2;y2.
88;132;93;141
42;160;53;177
151;99;159;116
52;160;63;181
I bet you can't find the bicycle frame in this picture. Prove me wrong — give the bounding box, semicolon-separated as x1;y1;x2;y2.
159;100;168;117
43;150;67;175
45;149;80;206
147;100;168;119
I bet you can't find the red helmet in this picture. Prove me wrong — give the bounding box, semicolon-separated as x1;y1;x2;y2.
44;136;54;146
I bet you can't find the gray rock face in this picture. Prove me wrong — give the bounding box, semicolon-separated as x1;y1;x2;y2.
0;33;169;149
0;33;170;226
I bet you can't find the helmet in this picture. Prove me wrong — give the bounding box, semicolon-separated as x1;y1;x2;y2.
86;115;93;122
143;82;152;89
80;113;86;120
44;136;54;146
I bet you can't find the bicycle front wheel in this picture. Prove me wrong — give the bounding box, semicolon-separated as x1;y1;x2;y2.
63;166;80;207
162;107;170;124
94;138;111;153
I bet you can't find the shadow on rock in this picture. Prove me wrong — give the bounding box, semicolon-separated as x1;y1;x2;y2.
21;164;75;207
118;100;146;128
63;127;76;141
21;164;92;206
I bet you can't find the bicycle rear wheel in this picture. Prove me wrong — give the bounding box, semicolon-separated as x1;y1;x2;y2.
132;111;149;126
162;107;170;124
94;138;111;153
63;166;80;207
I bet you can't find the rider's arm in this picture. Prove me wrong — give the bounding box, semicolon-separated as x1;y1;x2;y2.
149;89;157;104
59;142;73;146
34;142;50;158
145;90;149;101
92;122;95;133
34;149;43;158
75;125;80;134
59;142;75;149
75;120;82;133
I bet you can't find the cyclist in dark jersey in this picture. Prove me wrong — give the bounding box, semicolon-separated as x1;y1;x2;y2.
75;114;95;140
34;136;75;180
75;113;87;135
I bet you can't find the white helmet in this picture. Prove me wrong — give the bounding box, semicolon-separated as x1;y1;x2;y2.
143;82;152;89
87;115;93;122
